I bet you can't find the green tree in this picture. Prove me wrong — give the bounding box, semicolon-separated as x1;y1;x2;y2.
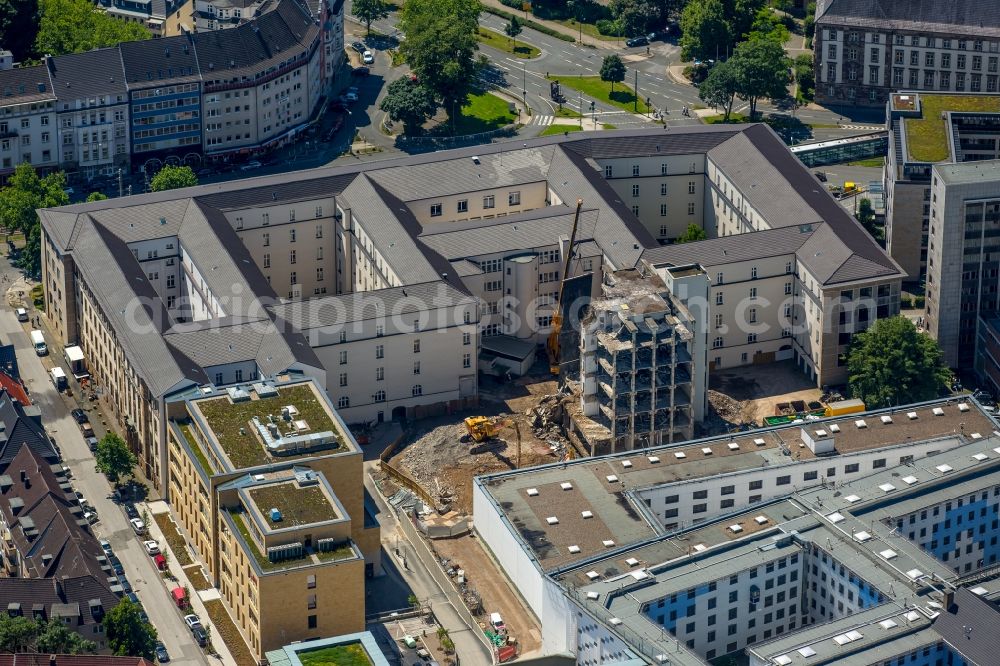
95;433;137;486
105;600;157;660
380;77;437;134
609;0;657;38
675;223;707;243
748;6;789;43
855;197;882;242
0;0;40;61
35;0;150;56
599;54;626;92
0;614;41;652
351;0;389;36
149;165;198;192
698;58;739;120
86;191;108;202
504;15;522;51
679;0;730;62
0;162;68;277
399;0;480;128
728;0;766;42
847;316;950;408
730;36;789;117
36;619;97;654
793;52;814;101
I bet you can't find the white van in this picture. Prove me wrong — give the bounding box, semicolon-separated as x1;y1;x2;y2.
15;308;27;322
50;367;66;391
30;330;47;356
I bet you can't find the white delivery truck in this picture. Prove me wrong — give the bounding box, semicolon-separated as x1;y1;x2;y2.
50;367;67;391
30;329;47;356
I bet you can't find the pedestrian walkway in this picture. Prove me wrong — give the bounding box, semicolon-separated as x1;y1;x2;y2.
531;114;555;126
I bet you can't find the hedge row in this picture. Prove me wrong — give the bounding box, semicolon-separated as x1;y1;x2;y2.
481;6;576;43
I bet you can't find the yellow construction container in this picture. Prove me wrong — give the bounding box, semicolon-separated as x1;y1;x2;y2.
824;398;866;417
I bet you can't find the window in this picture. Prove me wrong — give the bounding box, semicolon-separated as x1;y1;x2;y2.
508;191;520;206
262;232;269;246
632;205;640;216
660;183;668;196
289;250;296;264
290;271;297;285
317;246;323;260
413;361;420;375
316;268;324;281
376;367;384;381
430;203;442;217
605;165;613;178
463;332;471;345
375;345;384;359
457;200;468;213
688;181;696;194
412;384;423;397
716;292;723;305
777;475;791;486
750;287;757;300
339;350;348;365
463;353;471;368
290;229;296;242
715;314;723;328
632;164;640;176
845;463;860;473
632;184;640;197
338;396;349;408
747;333;757;344
688;202;695;215
339;373;347;387
307;615;317;629
785;282;792;295
315;225;323;239
713;337;723;348
483;195;495;209
660;204;667;217
376;325;384;337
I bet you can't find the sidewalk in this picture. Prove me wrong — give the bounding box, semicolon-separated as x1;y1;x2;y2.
145;501;241;666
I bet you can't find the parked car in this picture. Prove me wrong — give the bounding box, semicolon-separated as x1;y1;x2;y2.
341;91;359;103
362;50;375;64
196;168;213;178
15;308;27;322
130;517;146;534
240;160;263;171
184;614;202;630
112;562;125;577
71;408;88;423
352;41;366;53
124;504;139;519
118;577;132;594
625;36;648;47
352;66;370;76
192;626;207;647
143;540;160;556
155;642;170;663
86;436;99;452
81;423;94;438
126;592;139;605
99;539;113;555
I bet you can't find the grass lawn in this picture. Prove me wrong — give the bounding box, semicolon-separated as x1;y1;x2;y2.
703;113;750;124
153;513;193;566
846;157;885;167
194;383;342;469
299;643;373;666
548;76;651;114
906;95;1000;162
554;107;582;118
540;123;584;136
183;564;212;591
247;482;338;527
553;17;619;41
476;27;540;58
445;92;517;135
203;599;256;665
602;123;617;129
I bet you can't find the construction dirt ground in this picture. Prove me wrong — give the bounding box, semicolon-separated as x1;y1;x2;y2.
386;367;574;515
705;361;824;434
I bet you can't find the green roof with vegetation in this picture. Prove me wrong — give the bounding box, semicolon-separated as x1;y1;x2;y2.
193;383;343;470
226;509;355;573
298;644;374;666
179;423;215;476
905;94;1000;162
247;482;339;527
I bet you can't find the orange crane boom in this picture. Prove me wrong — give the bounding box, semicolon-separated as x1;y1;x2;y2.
546;198;584;375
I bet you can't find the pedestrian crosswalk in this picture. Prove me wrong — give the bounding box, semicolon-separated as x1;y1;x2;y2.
840;124;884;131
532;114;555;126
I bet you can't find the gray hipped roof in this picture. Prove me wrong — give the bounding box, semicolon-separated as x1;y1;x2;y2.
816;0;1000;38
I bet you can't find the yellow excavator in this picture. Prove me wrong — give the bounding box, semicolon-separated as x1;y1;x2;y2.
464;416;498;442
546;199;584;375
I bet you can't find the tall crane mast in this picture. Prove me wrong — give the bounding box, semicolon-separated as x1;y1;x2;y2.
546;198;584;375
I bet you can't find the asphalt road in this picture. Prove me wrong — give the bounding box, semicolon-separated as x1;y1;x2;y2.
0;273;208;663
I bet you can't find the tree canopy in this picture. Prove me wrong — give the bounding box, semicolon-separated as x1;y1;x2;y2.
679;0;729;62
847;316;950;409
609;0;657;38
351;0;389;36
86;191;108;202
504;15;522;49
379;76;437;134
600;54;626;92
698;58;739;120
105;600;157;660
35;0;151;56
0;615;96;654
0;0;40;62
95;432;137;486
0;162;68;277
149;165;198;192
730;36;789;117
399;0;480;123
675;223;707;243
